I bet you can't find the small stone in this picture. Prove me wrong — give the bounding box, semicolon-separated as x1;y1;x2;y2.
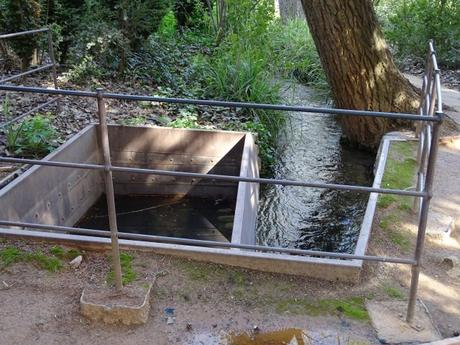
442;256;459;269
253;325;260;334
167;317;175;325
212;324;217;328
69;255;83;268
186;323;192;331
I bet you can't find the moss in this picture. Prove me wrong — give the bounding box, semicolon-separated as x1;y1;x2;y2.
388;231;411;252
107;252;137;286
276;296;368;321
378;141;417;209
379;214;411;251
178;260;227;282
384;286;405;300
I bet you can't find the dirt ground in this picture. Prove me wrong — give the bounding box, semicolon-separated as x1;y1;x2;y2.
0;213;459;345
1;69;459;345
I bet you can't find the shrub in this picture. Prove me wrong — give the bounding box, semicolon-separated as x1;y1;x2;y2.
379;0;460;68
268;19;327;90
0;0;41;70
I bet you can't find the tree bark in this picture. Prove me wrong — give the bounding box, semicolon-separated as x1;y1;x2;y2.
300;0;420;150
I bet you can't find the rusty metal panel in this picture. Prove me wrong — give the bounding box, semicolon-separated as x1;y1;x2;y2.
0;125;103;227
107;125;245;197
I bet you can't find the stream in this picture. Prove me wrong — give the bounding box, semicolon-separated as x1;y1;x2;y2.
256;82;374;253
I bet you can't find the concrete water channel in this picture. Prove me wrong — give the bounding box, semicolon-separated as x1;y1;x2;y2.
0;113;380;282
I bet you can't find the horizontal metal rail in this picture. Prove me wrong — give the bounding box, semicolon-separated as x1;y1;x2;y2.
0;64;54;84
0;156;425;197
0;97;58;128
0;28;49;39
0;220;417;265
0;85;441;122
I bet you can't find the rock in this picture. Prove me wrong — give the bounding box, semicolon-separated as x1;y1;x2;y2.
70;255;83;268
442;256;459;270
166;317;175;325
80;283;153;325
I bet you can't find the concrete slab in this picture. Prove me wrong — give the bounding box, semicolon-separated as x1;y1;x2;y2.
426;211;456;240
80;283;153;325
366;300;441;344
422;336;460;345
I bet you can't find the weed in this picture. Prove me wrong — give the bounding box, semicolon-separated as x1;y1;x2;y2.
107;252;137;286
0;247;63;272
384;286;405;300
6;115;58;158
28;251;63;272
2;95;9;118
170;111;200;129
0;247;23;266
379;213;411;251
49;245;81;260
119;116;147;126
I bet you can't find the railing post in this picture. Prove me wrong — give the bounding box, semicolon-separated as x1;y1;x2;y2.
96;88;123;291
406;112;442;323
47;28;60;112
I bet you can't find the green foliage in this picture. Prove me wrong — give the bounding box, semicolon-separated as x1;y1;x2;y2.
170;110;200;128
28;251;63;272
2;96;9;118
6;115;58;157
384;285;405;299
0;0;41;69
49;245;81;260
0;247;23;266
377;141;417;209
0;246;63;272
107;252;137;285
118;115;147;126
158;9;177;38
377;0;460;68
268;19;327;90
379;213;411;252
276;296;369;321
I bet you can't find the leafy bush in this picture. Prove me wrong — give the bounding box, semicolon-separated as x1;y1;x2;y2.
0;0;41;70
378;0;460;68
268;19;327;90
6;115;58;157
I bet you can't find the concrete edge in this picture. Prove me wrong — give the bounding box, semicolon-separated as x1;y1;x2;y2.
0;227;361;282
80;282;153;310
421;336;460;345
354;132;418;263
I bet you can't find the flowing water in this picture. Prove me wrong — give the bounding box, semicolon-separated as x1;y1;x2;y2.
256;82;374;253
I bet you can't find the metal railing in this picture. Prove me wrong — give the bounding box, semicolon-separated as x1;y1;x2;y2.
0;42;443;323
0;28;60;127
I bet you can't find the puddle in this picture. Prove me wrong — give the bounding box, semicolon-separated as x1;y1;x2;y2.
225;328;310;345
189;328;310;345
76;194;236;242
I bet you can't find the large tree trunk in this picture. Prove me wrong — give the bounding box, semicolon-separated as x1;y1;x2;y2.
300;0;420;150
